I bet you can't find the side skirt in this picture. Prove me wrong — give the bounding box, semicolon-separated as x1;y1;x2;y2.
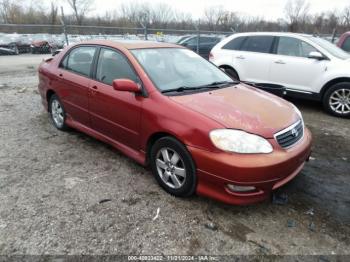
244;82;321;101
65;116;146;166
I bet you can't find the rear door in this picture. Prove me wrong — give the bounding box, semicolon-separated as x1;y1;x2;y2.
56;46;96;127
232;35;275;83
88;47;143;150
268;36;327;93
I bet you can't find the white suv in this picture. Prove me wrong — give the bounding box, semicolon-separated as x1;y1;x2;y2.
210;32;350;118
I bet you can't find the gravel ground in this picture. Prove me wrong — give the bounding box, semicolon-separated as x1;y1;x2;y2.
0;54;349;256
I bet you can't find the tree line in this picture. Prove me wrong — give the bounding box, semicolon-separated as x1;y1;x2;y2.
0;0;349;35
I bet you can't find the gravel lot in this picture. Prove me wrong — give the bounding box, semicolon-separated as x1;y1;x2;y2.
0;54;349;256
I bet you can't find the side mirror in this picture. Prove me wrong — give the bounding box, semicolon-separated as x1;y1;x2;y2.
112;79;141;93
308;51;325;60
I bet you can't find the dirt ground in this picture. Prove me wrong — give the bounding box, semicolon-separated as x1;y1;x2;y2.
0;54;349;256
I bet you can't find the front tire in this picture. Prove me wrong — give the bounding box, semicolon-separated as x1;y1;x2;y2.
49;94;69;130
323;82;350;118
150;137;196;197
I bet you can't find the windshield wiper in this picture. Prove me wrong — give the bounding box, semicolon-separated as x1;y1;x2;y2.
161;81;238;94
161;86;202;93
197;80;238;88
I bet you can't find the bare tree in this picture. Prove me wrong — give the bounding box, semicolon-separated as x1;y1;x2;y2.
150;3;174;27
49;2;58;25
203;5;226;30
343;6;350;27
66;0;93;25
284;0;310;32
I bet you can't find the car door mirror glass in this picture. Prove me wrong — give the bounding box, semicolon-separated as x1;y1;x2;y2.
308;51;324;60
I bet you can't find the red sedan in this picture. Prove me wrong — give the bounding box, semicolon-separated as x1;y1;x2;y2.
38;40;312;205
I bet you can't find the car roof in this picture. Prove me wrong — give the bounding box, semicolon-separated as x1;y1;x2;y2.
231;32;312;38
73;40;181;50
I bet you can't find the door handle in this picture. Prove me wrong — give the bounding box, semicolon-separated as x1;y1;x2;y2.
90;85;98;95
58;73;63;77
236;55;245;59
275;60;286;64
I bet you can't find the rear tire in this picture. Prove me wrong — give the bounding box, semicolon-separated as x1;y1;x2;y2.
14;46;19;55
150;136;196;197
49;94;69;130
323;82;350;118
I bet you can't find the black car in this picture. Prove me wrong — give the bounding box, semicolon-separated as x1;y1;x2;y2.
177;36;222;59
0;35;31;55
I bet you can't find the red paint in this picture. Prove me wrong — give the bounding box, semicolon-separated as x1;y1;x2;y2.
113;79;141;93
337;31;350;50
38;40;312;205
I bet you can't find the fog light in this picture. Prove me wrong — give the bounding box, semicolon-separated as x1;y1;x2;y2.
227;184;256;192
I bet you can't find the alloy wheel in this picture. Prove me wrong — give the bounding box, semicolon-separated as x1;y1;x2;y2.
51;99;64;127
329;88;350;115
155;147;186;189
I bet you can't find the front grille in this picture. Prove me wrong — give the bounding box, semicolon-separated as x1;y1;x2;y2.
275;120;304;149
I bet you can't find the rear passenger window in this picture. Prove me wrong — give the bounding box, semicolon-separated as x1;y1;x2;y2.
342;37;350;52
240;36;274;53
200;37;219;43
96;48;138;85
61;46;96;77
222;36;246;50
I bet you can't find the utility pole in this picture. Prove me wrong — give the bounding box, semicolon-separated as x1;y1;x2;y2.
60;6;69;46
195;20;200;54
140;22;148;40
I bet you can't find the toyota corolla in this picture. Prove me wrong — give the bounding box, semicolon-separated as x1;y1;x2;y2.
38;40;312;205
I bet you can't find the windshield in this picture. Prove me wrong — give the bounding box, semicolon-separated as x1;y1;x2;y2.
131;48;233;92
308;36;350;60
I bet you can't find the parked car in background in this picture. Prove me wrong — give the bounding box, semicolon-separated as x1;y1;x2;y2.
38;40;312;205
30;34;64;54
337;32;350;53
0;34;31;54
0;47;16;55
177;35;222;59
210;32;350;118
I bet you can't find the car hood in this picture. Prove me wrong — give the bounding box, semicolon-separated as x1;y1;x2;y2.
169;84;300;138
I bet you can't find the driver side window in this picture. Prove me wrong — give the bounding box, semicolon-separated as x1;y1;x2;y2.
96;48;138;85
277;37;318;58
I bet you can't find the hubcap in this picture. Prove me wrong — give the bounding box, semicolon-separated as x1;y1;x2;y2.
329;89;350;114
155;148;186;189
51;99;64;127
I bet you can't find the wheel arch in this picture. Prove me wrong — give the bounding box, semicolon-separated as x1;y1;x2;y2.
145;132;186;166
219;65;240;79
320;77;350;99
46;89;56;111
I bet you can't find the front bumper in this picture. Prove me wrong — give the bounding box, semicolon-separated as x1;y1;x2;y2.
188;128;312;205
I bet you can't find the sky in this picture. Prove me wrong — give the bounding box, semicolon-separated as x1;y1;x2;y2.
55;0;350;21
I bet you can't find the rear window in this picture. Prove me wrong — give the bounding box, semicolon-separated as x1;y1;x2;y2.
240;36;274;54
222;36;246;50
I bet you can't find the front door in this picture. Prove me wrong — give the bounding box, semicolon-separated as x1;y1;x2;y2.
268;36;328;93
88;47;143;150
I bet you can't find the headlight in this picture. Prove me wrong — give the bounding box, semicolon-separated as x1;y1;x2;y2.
209;129;273;154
